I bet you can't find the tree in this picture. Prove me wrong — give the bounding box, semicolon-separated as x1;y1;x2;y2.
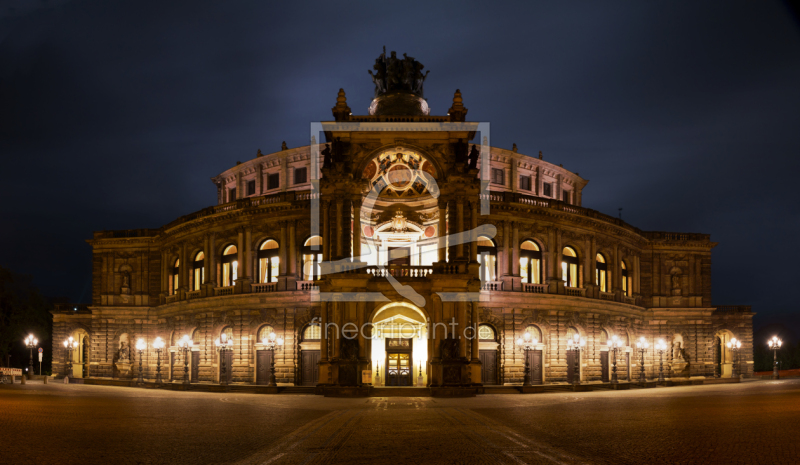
0;266;51;368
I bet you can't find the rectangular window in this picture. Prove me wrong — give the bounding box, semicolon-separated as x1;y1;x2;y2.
229;188;236;201
562;190;569;204
294;167;307;185
542;183;552;197
247;180;256;196
491;168;504;185
267;173;279;190
519;175;531;191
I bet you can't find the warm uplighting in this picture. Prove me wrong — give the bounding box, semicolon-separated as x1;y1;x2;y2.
607;334;624;384
135;338;146;351
768;336;783;379
655;339;668;382
176;335;193;385
566;333;586;385
635;337;649;383
516;332;539;386
153;337;165;384
261;331;285;387
726;337;742;378
153;337;165;350
726;337;741;350
135;338;146;385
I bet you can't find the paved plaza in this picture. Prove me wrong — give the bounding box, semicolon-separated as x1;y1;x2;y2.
1;380;798;464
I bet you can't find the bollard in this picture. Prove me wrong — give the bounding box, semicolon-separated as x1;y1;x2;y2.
63;376;69;384
44;376;48;385
21;376;26;385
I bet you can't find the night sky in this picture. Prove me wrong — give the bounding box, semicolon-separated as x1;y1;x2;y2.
1;1;799;333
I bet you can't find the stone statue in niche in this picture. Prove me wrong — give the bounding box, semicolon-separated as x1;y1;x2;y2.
673;340;685;361
118;341;130;362
321;144;332;169
467;144;479;170
670;269;682;296
121;272;131;295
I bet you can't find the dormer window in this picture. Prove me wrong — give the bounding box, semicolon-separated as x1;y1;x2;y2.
543;183;552;197
247;180;256;196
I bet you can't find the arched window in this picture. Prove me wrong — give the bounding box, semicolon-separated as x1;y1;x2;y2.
520;240;542;284
303;324;321;341
301;236;323;281
257;240;280;284
221;245;238;287
596;253;608;292
566;326;579;341
524;325;542;342
171;258;180;295
477;236;497;282
599;329;608;345
478;324;496;341
621;261;629;296
257;325;275;343
193;252;204;291
221;326;233;343
561;246;579;288
191;328;201;343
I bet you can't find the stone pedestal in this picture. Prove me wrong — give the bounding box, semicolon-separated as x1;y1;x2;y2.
115;361;133;379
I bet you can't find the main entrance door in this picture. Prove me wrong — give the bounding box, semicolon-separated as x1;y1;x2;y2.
191;351;200;382
601;350;609;382
528;349;543;384
479;350;497;385
566;350;579;383
385;338;413;386
256;350;273;385
301;350;319;386
220;350;233;384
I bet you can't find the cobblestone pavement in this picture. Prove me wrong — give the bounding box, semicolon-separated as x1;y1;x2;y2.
1;380;799;464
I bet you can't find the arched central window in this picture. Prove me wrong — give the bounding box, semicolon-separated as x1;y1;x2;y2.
171;258;180;295
596;253;608;292
599;329;609;346
477;236;497;282
302;236;323;281
221;326;233;343
525;325;542;342
562;246;579;288
193;252;204;291
257;240;280;284
221;245;238;287
479;324;496;341
520;240;542;284
257;325;275;342
621;261;629;296
303;323;321;341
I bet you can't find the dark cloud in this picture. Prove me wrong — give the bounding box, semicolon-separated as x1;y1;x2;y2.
1;0;798;330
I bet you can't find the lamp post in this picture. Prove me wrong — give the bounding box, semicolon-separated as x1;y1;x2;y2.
635;337;649;384
726;337;741;378
607;335;624;384
136;338;146;386
261;331;285;387
24;334;38;379
515;331;538;386
655;339;668;383
62;336;79;378
177;335;193;385
768;336;782;380
566;333;586;385
215;332;233;385
153;337;165;384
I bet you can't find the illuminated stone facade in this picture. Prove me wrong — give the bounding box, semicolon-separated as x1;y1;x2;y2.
52;55;753;391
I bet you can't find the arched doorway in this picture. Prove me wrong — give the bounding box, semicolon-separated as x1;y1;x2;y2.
478;324;499;385
715;330;736;377
69;329;90;379
370;303;428;387
299;323;320;386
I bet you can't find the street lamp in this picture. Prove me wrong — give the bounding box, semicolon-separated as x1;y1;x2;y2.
566;333;586;385
136;338;146;386
261;331;285;387
768;336;782;380
153;337;165;384
177;335;193;385
515;331;538;387
726;337;741;378
607;335;624;384
215;332;234;385
635;337;649;384
62;336;79;378
24;334;38;379
654;339;668;383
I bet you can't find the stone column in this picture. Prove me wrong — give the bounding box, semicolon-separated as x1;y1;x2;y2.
470;201;478;263
613;244;620;294
320;302;329;362
322;200;330;262
256;165;263;196
456;198;465;259
503;220;511;276
512;222;520;275
288;221;297;276
353;198;362;261
208;233;217;286
279;222;288;275
245;228;253;280
336;199;343;260
458;301;468;359
437;200;447;262
161;249;168;294
471;303;480;361
179;242;188;293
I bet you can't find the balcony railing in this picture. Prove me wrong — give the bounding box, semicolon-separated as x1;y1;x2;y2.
565;287;586;297
165;294;179;303
186;290;201;300
366;266;433;278
481;281;503;291
297;281;318;291
252;283;277;293
523;283;547;294
600;291;615;301
214;286;234;296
